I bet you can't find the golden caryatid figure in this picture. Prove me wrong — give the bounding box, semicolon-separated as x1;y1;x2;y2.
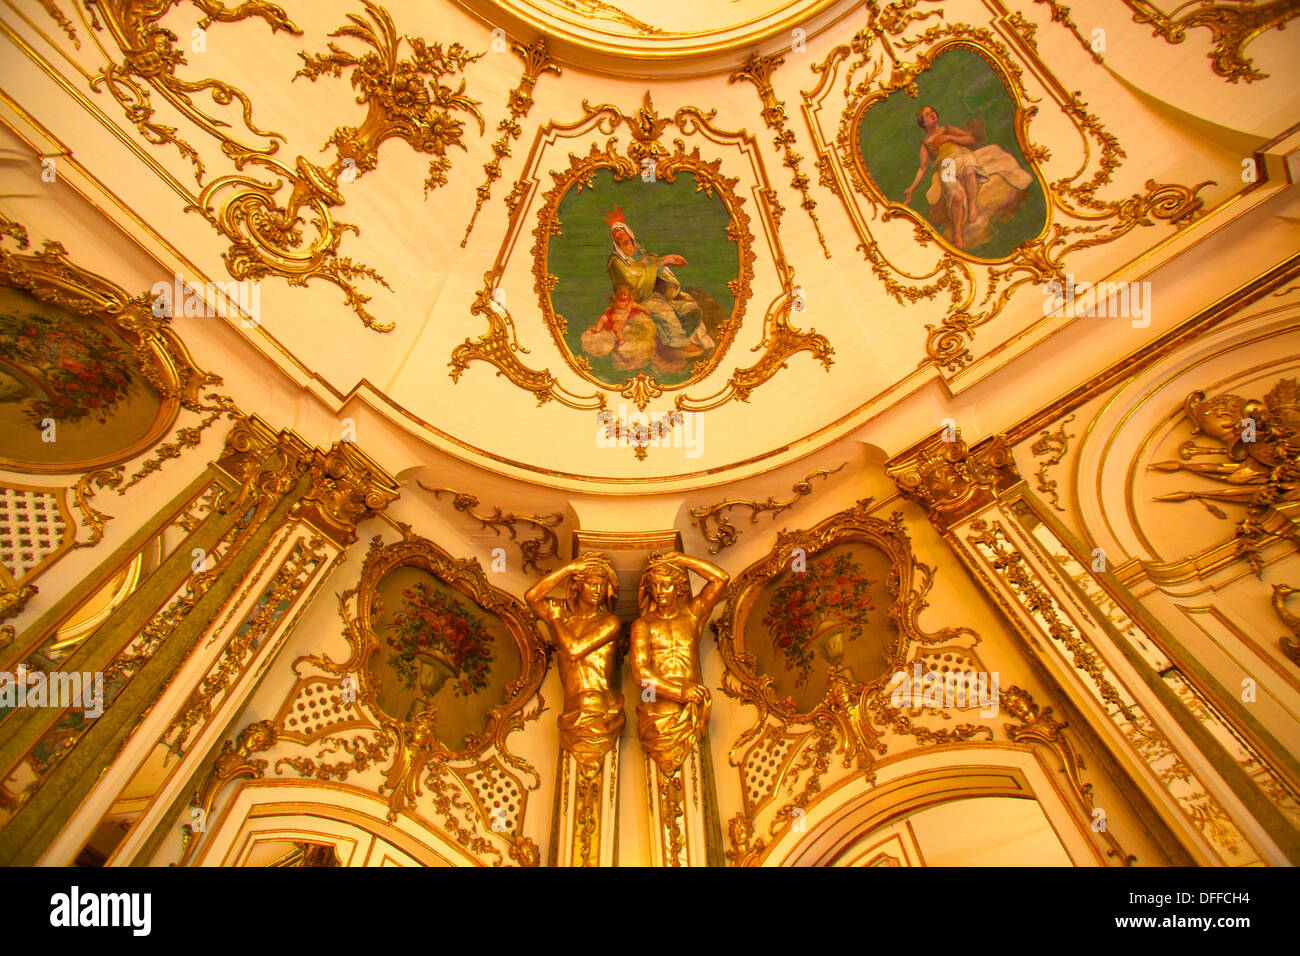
631;551;729;775
526;553;624;774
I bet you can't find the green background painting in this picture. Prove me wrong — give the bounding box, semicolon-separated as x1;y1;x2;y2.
371;565;520;752
857;47;1046;259
547;169;736;387
0;286;163;467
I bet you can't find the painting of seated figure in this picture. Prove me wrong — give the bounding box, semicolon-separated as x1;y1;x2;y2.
543;168;741;391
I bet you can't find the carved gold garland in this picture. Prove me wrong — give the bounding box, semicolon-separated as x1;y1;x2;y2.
461;38;560;247
416;481;563;575
802;6;1211;371
689;464;845;553
195;0;482;332
728;52;831;260
83;0;301;183
450;93;833;415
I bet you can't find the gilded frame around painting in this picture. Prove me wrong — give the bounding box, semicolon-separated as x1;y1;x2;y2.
844;38;1052;265
0;220;212;474
451;94;833;414
714;498;978;742
532;138;752;404
332;531;546;767
802;10;1210;371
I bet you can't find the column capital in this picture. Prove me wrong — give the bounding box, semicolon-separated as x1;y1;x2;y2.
291;442;400;547
885;430;1021;528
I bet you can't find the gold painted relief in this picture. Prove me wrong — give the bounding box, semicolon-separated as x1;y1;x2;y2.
803;8;1210;370
1150;377;1300;574
451;93;832;415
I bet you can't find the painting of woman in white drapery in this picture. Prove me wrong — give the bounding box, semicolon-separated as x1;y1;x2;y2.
901;105;1033;250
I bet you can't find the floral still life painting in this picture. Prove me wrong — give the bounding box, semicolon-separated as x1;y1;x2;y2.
760;550;876;687
0;286;164;468
371;566;518;750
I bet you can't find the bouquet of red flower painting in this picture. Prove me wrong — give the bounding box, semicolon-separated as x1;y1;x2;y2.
760;552;875;687
387;582;495;698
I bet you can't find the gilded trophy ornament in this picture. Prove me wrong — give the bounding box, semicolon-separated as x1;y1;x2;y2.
1150;378;1300;574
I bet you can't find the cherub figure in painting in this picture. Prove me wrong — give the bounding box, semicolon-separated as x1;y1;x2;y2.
580;283;657;372
582;207;717;375
901;105;1032;251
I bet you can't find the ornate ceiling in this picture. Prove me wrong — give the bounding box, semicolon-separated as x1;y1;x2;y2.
0;0;1295;499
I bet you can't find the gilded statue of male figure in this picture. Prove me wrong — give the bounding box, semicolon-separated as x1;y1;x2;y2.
631;551;729;775
526;553;624;774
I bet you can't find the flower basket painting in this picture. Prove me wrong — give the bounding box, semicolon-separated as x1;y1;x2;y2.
371;566;518;749
0;286;165;469
387;581;495;706
747;544;896;711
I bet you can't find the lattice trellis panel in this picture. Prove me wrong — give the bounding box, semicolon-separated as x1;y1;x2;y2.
0;485;70;583
277;677;370;743
742;727;800;815
457;758;526;833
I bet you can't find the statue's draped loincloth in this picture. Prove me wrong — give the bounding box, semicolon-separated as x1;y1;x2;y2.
637;696;709;775
560;689;625;774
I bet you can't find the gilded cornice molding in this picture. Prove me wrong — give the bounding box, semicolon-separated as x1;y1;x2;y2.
885;430;1021;528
